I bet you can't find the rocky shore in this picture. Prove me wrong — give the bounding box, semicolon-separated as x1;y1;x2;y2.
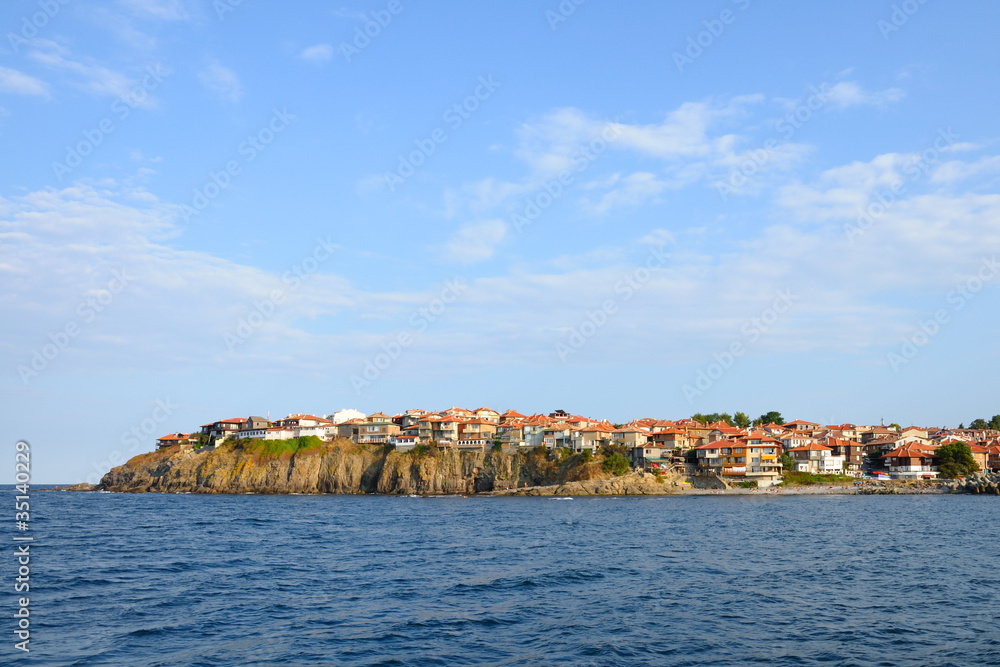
942;471;1000;494
93;440;1000;496
97;439;645;495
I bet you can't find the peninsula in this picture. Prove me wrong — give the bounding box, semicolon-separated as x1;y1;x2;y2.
96;407;1000;495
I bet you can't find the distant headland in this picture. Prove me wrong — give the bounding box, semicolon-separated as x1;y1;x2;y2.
93;407;1000;495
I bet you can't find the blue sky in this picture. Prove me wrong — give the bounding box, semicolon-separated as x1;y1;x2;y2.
2;0;999;482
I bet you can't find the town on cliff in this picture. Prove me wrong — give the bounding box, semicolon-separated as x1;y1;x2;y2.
149;408;1000;488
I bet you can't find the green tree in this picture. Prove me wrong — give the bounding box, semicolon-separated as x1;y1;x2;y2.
692;412;734;426
990;415;1000;430
970;418;988;430
935;441;979;478
753;411;784;427
733;412;751;429
602;453;631;476
780;453;796;471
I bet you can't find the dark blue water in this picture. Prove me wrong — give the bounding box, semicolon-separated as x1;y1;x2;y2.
6;490;1000;666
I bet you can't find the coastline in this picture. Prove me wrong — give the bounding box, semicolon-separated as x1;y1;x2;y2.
87;441;999;496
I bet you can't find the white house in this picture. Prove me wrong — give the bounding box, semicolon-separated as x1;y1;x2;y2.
330;409;366;424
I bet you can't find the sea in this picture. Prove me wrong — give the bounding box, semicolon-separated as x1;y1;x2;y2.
6;489;1000;666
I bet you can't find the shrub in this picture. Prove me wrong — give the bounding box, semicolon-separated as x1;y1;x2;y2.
602;453;630;476
737;480;758;488
240;435;325;460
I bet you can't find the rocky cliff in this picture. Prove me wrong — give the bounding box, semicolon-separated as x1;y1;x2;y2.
98;439;678;495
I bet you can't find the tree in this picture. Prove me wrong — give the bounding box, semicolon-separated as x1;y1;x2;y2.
753;411;784;427
780;453;796;471
692;412;734;426
935;441;979;479
990;415;1000;431
602;453;631;476
733;412;751;429
970;418;988;430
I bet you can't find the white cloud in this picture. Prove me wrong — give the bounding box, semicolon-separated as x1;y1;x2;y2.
25;40;158;107
300;44;334;64
440;219;507;264
824;81;905;109
198;60;242;103
0;66;49;98
116;0;190;21
582;172;671;214
931;155;1000;184
639;229;676;246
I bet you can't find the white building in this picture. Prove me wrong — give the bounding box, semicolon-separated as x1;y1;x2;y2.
330;409;366;424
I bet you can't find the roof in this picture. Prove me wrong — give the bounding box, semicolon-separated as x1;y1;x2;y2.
200;418;249;427
283;413;331;423
788;443;833;452
884;445;935;458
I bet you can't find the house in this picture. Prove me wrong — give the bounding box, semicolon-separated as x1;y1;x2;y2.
394;434;419;451
500;409;527;424
357;412;400;444
520;415;550;448
825;437;865;476
156;433;192;449
241;416;269;431
612;424;650;449
542;423;575;450
898;427;930;444
571;422;615;453
695;435;783;486
200;418;248;440
883;444;938;479
237;426;295;441
788;443;844;474
649;427;691;450
442;407;474;420
647;419;675;433
497;419;526;448
455;418;497;450
780;432;816;451
276;413;331;429
783;420;820;432
970;443;989;471
472;407;500;424
741;435;783;486
693;441;723;472
394;409;427;429
633;442;673;471
985;441;1000;472
862;425;899;443
337;418;363;441
330;408;366;424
